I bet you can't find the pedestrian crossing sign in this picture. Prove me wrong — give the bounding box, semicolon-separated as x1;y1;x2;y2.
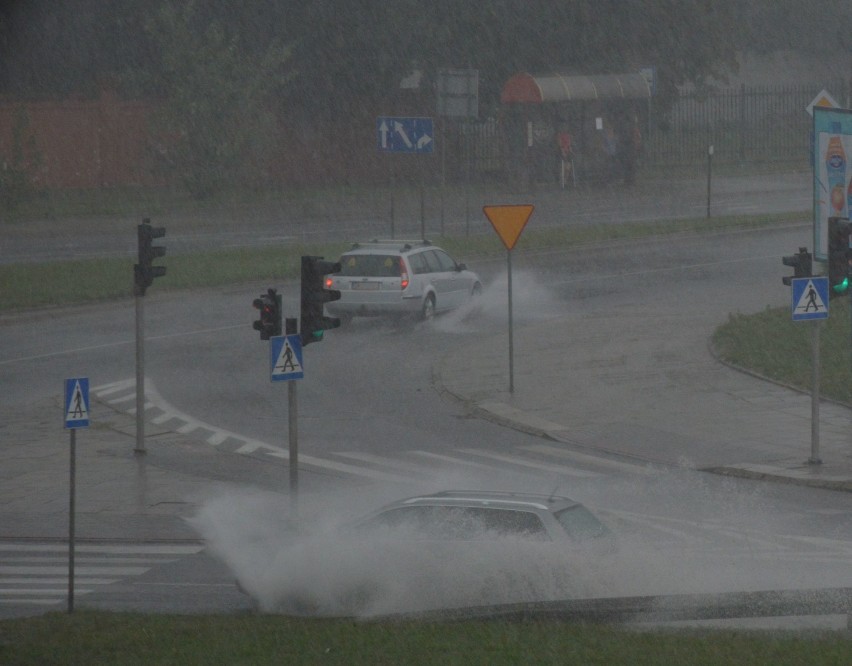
270;335;304;382
791;277;829;321
64;377;90;428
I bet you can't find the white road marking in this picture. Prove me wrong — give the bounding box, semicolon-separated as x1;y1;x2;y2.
460;448;600;478
523;443;658;476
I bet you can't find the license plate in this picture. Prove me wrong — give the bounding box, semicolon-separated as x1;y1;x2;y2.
352;281;380;291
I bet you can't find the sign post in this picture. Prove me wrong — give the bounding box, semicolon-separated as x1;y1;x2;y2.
64;377;90;613
482;205;535;392
270;325;304;515
377;116;434;238
790;277;830;464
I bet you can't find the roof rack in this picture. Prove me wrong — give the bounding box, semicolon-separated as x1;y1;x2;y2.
350;239;432;251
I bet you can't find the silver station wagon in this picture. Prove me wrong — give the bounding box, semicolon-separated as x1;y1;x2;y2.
325;239;481;323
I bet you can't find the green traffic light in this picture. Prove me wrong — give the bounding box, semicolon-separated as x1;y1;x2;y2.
312;330;324;340
831;276;849;294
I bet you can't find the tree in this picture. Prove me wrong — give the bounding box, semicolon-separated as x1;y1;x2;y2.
279;0;745;118
144;1;293;198
0;106;43;213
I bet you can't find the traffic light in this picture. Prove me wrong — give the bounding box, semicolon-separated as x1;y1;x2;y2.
252;288;282;340
781;246;812;286
134;219;166;296
827;217;851;298
300;256;341;346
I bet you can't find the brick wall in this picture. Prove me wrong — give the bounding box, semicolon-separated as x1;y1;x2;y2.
0;90;158;189
0;91;449;190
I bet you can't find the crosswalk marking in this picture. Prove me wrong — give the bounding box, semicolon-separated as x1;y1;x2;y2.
1;557;168;565
332;451;431;475
1;588;94;596
522;443;658;476
298;454;413;483
460;448;600;478
2;565;149;576
2;577;118;585
0;543;202;555
0;540;204;608
92;379;654;485
406;450;499;471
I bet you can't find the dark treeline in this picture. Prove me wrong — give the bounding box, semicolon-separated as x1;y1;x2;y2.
1;1;849;114
0;1;849;198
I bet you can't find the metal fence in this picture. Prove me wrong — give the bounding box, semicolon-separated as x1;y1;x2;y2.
449;80;852;180
641;80;849;166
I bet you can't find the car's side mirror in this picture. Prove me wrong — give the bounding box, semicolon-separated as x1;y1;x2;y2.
457;263;467;271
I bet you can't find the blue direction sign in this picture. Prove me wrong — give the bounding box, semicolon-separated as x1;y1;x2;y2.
377;116;434;153
64;377;90;428
270;335;304;382
791;276;829;321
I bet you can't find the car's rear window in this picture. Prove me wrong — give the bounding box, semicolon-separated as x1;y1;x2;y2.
359;505;550;541
338;254;401;277
553;505;609;540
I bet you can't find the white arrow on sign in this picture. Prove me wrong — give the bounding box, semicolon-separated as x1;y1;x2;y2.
394;121;413;148
417;134;433;150
379;120;390;148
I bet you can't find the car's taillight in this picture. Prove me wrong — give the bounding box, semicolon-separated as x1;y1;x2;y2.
400;258;409;289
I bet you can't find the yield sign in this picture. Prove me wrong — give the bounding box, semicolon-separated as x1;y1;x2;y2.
806;89;839;116
483;204;534;250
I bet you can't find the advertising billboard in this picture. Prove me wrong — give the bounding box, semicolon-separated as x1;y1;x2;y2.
813;106;852;261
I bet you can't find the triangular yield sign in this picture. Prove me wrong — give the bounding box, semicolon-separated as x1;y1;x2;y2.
483;204;534;250
806;89;839;115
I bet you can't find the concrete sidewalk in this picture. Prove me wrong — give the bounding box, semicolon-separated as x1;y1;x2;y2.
435;306;852;493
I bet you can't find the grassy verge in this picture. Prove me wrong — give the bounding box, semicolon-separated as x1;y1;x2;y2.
1;611;850;665
0;211;802;311
713;299;851;405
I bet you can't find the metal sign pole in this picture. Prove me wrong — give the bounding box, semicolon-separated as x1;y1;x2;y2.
809;321;821;464
508;249;514;393
63;376;88;614
289;381;298;516
68;428;76;613
482;204;534;395
706;145;714;218
285;318;299;517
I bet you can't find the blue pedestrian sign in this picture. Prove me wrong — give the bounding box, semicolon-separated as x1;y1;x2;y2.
270;335;304;382
791;277;829;321
64;377;90;428
377;116;434;153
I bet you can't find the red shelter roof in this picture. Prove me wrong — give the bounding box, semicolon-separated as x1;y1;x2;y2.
501;72;651;104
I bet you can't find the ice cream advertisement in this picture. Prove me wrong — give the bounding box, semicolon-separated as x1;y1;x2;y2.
814;107;852;261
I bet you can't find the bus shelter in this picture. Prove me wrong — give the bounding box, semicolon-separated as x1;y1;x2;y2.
500;71;651;187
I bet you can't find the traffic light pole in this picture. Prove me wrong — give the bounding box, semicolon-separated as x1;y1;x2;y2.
133;219;166;455
135;290;146;454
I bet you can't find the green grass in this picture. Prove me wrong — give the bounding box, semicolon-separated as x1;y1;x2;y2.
0;243;348;311
713;298;851;405
0;611;850;665
0;210;802;311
